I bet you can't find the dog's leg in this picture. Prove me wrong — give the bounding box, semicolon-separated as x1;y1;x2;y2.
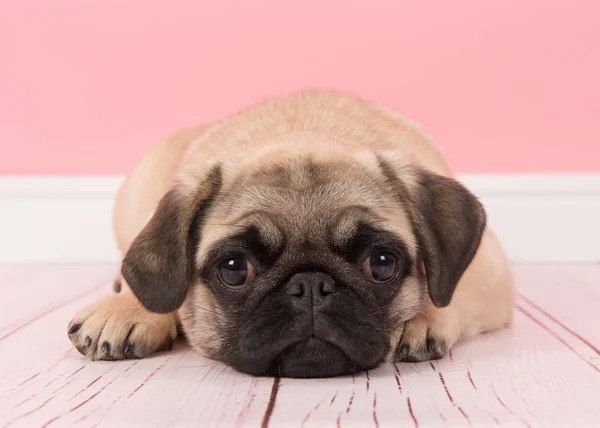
67;278;178;361
393;232;516;363
392;300;460;362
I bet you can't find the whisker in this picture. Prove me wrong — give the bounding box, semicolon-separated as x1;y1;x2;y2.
213;363;229;383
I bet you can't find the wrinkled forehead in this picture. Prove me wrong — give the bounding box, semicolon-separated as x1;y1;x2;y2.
196;156;418;262
221;157;386;229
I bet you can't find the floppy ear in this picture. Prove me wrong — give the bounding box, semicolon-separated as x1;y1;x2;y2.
377;157;486;307
121;165;222;314
411;170;487;307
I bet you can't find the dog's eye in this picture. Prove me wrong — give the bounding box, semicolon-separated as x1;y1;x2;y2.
363;251;399;283
218;256;255;288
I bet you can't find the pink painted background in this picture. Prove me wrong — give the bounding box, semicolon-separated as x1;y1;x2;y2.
1;0;599;175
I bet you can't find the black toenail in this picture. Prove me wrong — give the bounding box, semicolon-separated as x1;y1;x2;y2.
101;341;111;354
68;323;82;335
165;337;174;351
426;337;437;351
84;336;92;347
124;342;136;359
75;344;87;356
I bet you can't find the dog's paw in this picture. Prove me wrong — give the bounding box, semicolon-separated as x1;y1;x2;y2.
67;293;177;361
394;313;457;363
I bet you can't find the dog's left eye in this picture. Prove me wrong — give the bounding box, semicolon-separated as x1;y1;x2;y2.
218;256;256;288
362;251;399;283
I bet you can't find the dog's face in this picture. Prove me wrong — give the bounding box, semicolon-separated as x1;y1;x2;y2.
122;147;486;378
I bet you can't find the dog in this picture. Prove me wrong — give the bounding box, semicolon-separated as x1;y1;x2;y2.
67;90;515;378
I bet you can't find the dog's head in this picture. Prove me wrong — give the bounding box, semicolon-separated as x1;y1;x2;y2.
121;144;486;378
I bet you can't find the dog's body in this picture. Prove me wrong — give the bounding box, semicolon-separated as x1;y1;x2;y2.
68;90;515;377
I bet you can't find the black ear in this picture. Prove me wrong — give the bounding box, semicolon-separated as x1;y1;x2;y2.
377;156;486;307
411;170;486;307
121;165;222;313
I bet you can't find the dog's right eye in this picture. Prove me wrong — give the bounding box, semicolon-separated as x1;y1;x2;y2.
218;256;256;288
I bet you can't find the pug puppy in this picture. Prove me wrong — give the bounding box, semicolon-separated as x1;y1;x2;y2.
67;90;515;378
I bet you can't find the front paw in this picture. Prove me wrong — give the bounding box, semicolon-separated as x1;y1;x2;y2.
394;314;454;363
67;293;177;361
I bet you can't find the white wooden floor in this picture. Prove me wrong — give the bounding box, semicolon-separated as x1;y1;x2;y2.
0;264;599;428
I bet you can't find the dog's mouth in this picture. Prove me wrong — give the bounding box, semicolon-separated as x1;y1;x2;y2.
262;336;375;378
218;309;388;378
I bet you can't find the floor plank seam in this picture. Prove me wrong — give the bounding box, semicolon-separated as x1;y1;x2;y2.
518;293;600;356
0;277;112;342
516;304;600;374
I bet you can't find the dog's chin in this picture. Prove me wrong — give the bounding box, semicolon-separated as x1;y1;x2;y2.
218;310;388;378
262;337;372;378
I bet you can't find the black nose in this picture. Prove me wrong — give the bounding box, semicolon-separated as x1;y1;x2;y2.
284;272;338;307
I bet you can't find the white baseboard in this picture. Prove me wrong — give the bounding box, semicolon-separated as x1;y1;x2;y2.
1;174;599;263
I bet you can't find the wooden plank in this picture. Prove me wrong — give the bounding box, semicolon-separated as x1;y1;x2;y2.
1;265;600;427
0;264;114;340
515;264;600;353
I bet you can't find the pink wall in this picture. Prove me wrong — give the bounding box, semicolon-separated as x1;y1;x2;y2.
1;0;599;175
